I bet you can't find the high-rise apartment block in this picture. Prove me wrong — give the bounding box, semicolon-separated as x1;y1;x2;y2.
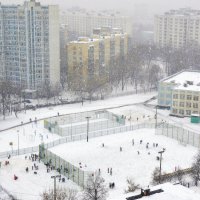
67;27;128;84
154;8;200;48
0;0;60;90
61;9;132;39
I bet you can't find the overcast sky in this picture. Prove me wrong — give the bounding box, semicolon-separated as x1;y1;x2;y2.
1;0;200;17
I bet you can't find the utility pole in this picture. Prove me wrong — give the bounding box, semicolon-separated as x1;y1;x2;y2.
51;175;61;200
86;116;91;142
158;149;165;183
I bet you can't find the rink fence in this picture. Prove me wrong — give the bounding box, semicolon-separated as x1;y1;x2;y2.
0;122;156;159
39;144;92;188
43;110;125;136
155;122;200;148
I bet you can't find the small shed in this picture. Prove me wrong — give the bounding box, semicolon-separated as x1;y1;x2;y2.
191;114;200;123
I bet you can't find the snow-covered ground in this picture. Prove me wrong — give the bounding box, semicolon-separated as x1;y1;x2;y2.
0;121;61;152
50;128;197;200
0;155;79;200
0;187;11;200
0;128;197;200
1;92;200;200
0;92;157;155
0;92;157;131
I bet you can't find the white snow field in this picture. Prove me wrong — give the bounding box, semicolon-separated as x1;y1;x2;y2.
0;120;61;152
0;91;200;200
49;128;198;200
0;155;79;200
0;124;198;199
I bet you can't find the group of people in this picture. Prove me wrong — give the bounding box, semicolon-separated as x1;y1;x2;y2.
25;153;39;162
109;182;115;189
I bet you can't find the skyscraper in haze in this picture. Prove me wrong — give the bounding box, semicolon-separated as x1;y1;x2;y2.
0;0;60;90
154;8;200;48
61;9;132;40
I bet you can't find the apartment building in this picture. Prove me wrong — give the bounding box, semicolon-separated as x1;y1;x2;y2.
61;9;132;39
154;8;200;48
0;0;60;90
158;70;200;116
67;27;128;85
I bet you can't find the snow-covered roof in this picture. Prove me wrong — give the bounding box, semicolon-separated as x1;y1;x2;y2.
127;183;200;200
161;70;200;92
163;70;200;85
174;85;200;92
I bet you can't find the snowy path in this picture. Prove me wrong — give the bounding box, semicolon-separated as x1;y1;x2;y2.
0;92;156;131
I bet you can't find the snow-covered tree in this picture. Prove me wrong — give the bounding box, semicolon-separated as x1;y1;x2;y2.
124;178;140;193
41;187;77;200
81;175;108;200
191;150;200;186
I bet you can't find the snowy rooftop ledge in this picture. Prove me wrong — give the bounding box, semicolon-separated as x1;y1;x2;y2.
126;183;200;200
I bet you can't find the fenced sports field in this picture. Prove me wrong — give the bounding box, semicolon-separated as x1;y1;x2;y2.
44;110;125;136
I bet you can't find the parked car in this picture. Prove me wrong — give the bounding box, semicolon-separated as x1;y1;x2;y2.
26;105;36;110
22;99;31;103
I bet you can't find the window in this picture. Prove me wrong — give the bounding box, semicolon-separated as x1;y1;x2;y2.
179;109;184;115
187;95;192;100
173;101;178;107
172;109;178;114
180;94;185;99
186;110;191;115
179;102;184;107
173;94;178;99
193;103;198;108
186;102;191;108
193;96;199;101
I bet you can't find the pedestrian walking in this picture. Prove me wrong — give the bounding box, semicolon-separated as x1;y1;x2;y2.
110;168;112;176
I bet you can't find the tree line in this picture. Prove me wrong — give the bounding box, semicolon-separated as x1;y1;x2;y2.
2;42;200;119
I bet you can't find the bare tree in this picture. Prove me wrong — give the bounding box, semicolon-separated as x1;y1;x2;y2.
42;82;61;104
151;167;161;185
0;80;14;119
174;168;184;183
41;187;77;200
191;150;200;186
81;175;108;200
51;83;62;104
124;178;140;193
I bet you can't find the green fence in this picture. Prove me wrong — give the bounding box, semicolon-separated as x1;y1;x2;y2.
39;144;91;188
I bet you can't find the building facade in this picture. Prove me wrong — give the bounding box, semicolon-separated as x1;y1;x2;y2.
154;8;200;48
0;0;60;90
67;27;128;86
171;87;200;116
158;70;200;116
61;9;132;39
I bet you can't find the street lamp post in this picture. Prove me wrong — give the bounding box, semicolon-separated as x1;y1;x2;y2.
158;149;165;183
51;175;61;200
86;116;91;142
